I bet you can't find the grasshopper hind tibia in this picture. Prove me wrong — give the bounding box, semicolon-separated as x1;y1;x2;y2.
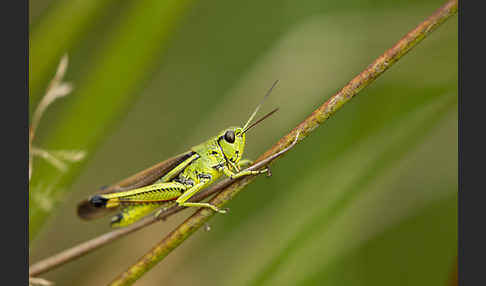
110;213;124;226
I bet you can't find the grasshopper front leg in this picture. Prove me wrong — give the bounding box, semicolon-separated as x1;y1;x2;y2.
238;159;271;176
238;159;253;169
221;161;269;180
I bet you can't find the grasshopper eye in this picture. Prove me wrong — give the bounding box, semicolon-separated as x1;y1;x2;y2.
224;130;235;143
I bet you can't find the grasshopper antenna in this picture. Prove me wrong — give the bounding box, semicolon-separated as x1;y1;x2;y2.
243;108;279;133
242;80;279;132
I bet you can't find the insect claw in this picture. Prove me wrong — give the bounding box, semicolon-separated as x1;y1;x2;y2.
204;223;212;232
265;166;272;177
154;209;163;220
217;207;229;214
110;213;123;226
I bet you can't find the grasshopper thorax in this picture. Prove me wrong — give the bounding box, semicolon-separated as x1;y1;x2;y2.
217;127;246;165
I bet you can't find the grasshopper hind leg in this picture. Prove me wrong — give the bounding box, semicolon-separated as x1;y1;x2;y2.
178;202;228;214
110;202;175;228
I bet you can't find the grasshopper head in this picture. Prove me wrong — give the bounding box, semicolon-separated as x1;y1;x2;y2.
217;127;245;165
217;80;280;169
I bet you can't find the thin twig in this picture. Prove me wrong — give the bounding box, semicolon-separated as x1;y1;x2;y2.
29;54;70;148
29;54;74;181
109;1;458;285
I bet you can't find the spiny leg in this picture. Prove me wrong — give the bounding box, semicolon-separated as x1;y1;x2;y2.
179;202;227;213
176;181;227;214
238;159;253;169
89;182;186;227
238;159;271;177
111;202;175;228
230;131;301;180
90;182;186;209
222;164;269;180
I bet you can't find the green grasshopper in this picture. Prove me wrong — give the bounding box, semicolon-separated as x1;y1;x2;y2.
78;81;294;228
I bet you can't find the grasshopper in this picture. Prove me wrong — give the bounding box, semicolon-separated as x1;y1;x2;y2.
78;81;295;228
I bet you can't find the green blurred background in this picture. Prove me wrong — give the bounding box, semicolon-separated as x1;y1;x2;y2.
29;0;457;285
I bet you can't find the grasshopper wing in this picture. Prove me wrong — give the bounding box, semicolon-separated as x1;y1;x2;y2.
77;151;196;220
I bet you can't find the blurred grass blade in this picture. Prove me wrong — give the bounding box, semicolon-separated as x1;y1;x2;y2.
29;0;197;242
29;0;118;110
250;92;456;286
297;195;457;286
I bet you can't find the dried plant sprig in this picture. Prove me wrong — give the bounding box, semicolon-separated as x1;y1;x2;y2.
28;54;86;282
31;148;87;172
31;148;69;172
30;54;71;147
29;54;86;181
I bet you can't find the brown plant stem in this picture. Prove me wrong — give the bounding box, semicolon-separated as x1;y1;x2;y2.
109;1;458;285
